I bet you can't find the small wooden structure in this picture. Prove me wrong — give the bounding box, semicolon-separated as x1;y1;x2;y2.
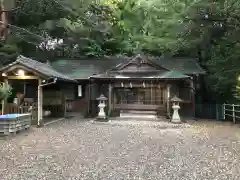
0;55;76;126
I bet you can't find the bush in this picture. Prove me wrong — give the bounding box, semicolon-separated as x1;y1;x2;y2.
0;83;12;101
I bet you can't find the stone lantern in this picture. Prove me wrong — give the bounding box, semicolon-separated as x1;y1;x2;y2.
96;94;108;120
170;95;183;123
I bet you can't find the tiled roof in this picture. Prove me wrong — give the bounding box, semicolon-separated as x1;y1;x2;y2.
51;56;127;79
150;56;205;75
51;55;205;79
0;55;75;82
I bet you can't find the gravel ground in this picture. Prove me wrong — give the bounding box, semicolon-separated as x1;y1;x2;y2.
1;118;240;180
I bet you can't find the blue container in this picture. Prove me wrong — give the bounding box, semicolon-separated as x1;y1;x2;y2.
0;113;31;135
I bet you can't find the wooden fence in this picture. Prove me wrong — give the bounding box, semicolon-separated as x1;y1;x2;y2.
223;104;240;124
5;103;38;125
195;103;223;120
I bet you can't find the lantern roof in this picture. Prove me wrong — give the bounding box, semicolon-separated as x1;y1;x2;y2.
170;95;183;102
96;94;108;101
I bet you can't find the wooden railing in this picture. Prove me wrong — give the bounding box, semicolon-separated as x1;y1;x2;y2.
5;103;38;125
223;104;240;124
6;103;30;114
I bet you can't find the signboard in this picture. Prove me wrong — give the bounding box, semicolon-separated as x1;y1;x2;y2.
78;85;82;97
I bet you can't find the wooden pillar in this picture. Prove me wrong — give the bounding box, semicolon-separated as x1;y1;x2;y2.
150;81;153;105
63;93;66;117
0;1;9;40
87;83;91;115
2;78;8;114
37;79;43;127
23;80;26;95
166;84;171;118
108;83;112;116
190;78;195;118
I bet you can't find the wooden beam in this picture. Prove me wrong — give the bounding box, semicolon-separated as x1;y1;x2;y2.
87;83;91;115
166;84;171;118
190;78;195;118
2;78;8;114
7;76;39;80
108;83;112;116
2;64;47;79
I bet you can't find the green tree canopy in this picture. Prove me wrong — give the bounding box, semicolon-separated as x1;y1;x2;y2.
1;0;240;102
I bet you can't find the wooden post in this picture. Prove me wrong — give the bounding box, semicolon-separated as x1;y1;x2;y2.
223;103;225;120
166;84;171;118
63;94;67;118
87;83;91;115
108;83;112;116
150;81;153;105
1;99;3;114
23;80;26;95
0;0;8;40
190;79;196;119
2;78;8;114
233;104;235;124
37;79;43;127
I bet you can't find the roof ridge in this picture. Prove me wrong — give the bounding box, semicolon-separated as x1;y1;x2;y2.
14;55;75;81
17;55;46;65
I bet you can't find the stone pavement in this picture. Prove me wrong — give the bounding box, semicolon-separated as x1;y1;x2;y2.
1;118;240;180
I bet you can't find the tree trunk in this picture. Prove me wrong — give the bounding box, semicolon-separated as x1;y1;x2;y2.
0;0;8;40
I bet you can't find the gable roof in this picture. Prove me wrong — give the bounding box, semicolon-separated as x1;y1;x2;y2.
0;55;75;82
114;54;168;72
51;55;205;79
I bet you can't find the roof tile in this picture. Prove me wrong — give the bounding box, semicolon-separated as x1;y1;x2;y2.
0;55;75;82
51;55;205;79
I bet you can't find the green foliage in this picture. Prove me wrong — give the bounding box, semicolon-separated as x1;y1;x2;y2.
0;83;12;101
178;0;240;102
0;39;20;65
1;0;240;101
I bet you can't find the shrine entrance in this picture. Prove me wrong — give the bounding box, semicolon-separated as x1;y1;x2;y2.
115;87;164;106
89;54;196;118
112;82;167;118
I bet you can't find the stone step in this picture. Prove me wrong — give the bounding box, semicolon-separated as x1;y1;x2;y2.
121;110;157;115
120;113;158;119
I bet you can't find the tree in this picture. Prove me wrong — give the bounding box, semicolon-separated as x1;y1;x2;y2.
177;0;240;102
108;0;187;55
1;0;240;102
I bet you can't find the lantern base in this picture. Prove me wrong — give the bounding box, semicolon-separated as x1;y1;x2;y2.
96;116;109;122
171;119;182;124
